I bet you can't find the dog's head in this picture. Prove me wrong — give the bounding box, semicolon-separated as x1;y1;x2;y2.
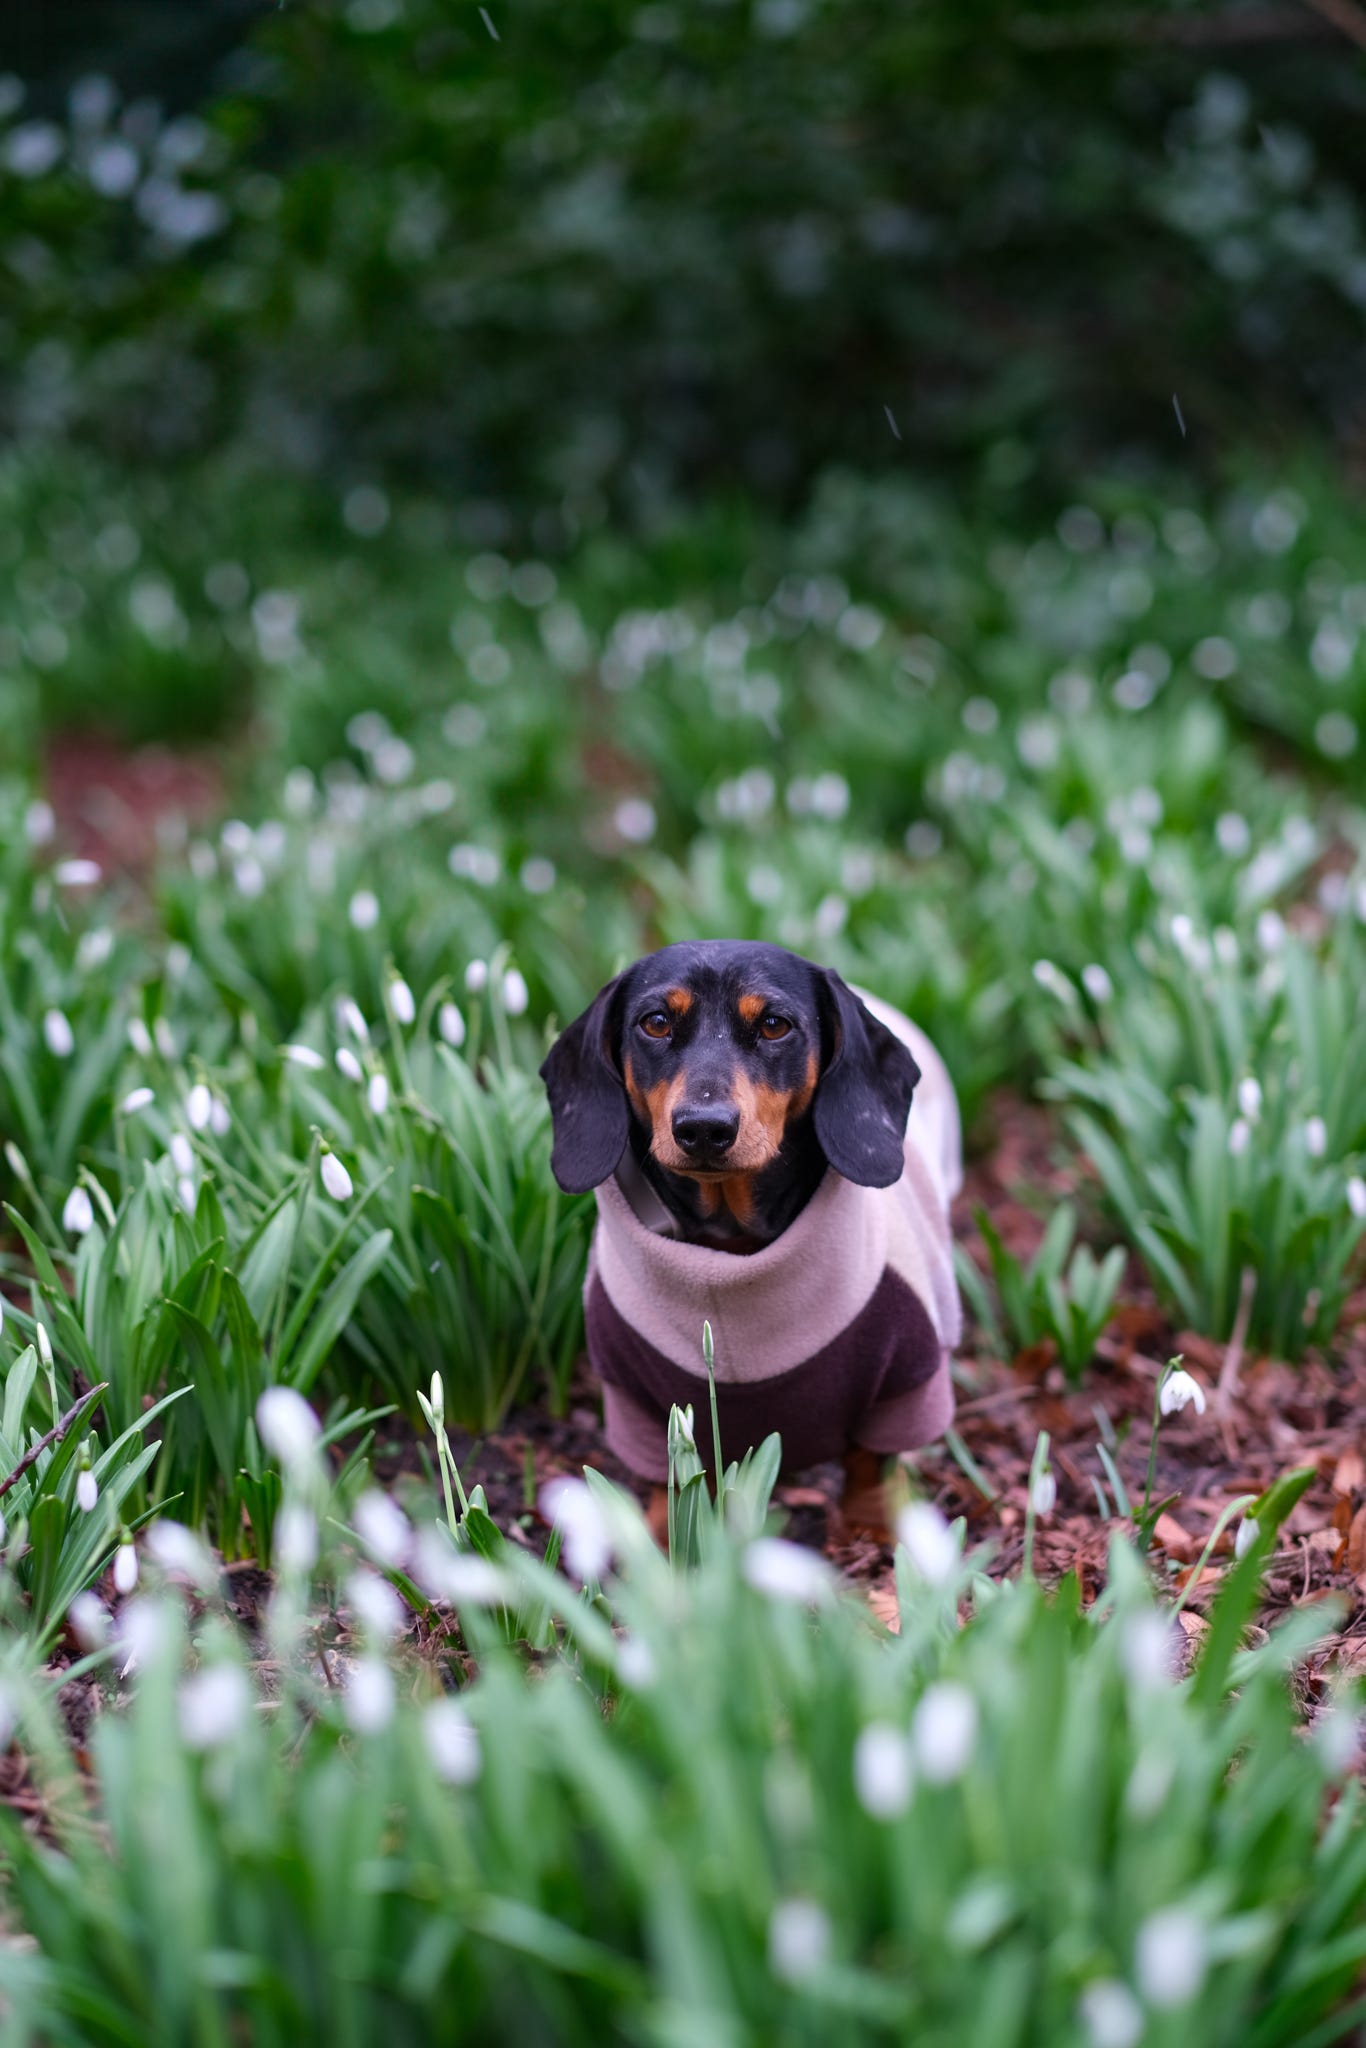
540;940;920;1198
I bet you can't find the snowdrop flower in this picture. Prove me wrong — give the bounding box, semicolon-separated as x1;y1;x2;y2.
1348;1175;1366;1220
274;1502;318;1573
896;1500;958;1585
768;1898;831;1983
1078;1979;1144;2048
912;1681;979;1783
367;1072;390;1116
1159;1367;1206;1417
146;1519;216;1583
321;1150;353;1202
502;967;529;1015
209;1096;230;1137
154;1017;178;1059
1030;1469;1057;1516
127;1017;154;1058
1228;1117;1251;1158
68;1591;109;1650
35;1322;52;1369
411;1529;509;1606
854;1722;915;1819
282;1043;326;1070
1315;1699;1362;1774
119;1086;155;1115
1213;925;1238;968
76;1465;98;1513
1234;1515;1260;1558
1135;1908;1206;2009
335;997;369;1043
464;959;489;994
616;1637;657;1689
1304;1115;1328;1158
742;1538;836;1605
424;1697;482;1783
347;1569;404;1640
63;1186;94;1237
541;1477;613;1583
438;1001;466;1048
177;1177;197;1215
24;800;56;847
1169;912;1194;954
179;1664;251;1750
77;927;114;972
345;1656;396;1734
43;1009;75;1058
1081;963;1113;1003
255;1386;321;1471
1237;1076;1262;1121
1031;958;1074;1002
169;1132;194;1176
335;1047;363;1083
54;857;101;889
348;889;380;931
1119;1611;1175;1691
1256;908;1286;954
353;1489;411;1569
186;1082;212;1131
113;1537;139;1595
389;976;416;1026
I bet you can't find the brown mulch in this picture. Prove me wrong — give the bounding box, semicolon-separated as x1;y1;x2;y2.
42;734;226;880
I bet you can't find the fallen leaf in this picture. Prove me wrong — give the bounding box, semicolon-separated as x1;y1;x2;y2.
866;1582;900;1633
1334;1450;1365;1496
1347;1505;1366;1577
1154;1512;1199;1563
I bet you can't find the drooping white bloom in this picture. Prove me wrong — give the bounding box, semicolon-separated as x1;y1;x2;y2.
335;997;369;1043
113;1539;139;1595
353;1489;411;1569
912;1681;979;1783
154;1017;178;1059
282;1043;326;1070
741;1537;835;1606
1169;913;1194;954
1081;963;1114;1003
541;1477;613;1584
501;968;529;1016
464;959;490;994
127;1017;155;1058
1235;1515;1260;1558
186;1082;212;1131
438;1001;466;1048
1119;1612;1175;1691
1228;1117;1251;1158
255;1386;321;1471
1078;1978;1144;2048
346;1570;404;1641
53;857;102;888
146;1519;216;1583
348;889;380;931
35;1322;53;1369
179;1664;251;1750
177;1177;197;1215
615;1637;657;1689
77;927;114;973
345;1656;396;1734
274;1503;319;1573
1349;1176;1366;1220
896;1500;958;1585
43;1009;75;1058
1304;1115;1328;1159
1315;1700;1362;1774
389;977;416;1026
209;1096;230;1137
411;1529;508;1606
367;1072;390;1116
320;1151;354;1202
1135;1908;1206;2009
424;1697;482;1784
1237;1076;1262;1122
24;800;56;847
1159;1368;1206;1417
169;1132;194;1176
119;1086;155;1115
1256;908;1286;955
63;1186;95;1237
1030;1470;1057;1516
76;1466;98;1513
768;1898;831;1983
853;1722;915;1819
68;1591;110;1649
335;1047;363;1083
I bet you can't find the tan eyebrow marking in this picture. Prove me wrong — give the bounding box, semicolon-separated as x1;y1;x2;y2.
665;987;693;1016
737;994;765;1025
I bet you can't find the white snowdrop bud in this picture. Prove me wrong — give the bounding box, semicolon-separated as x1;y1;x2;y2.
119;1086;155;1115
24;800;56;847
740;1537;835;1605
320;1151;353;1202
54;857;101;888
169;1132;194;1176
1348;1176;1366;1220
36;1323;53;1369
282;1043;326;1070
540;1478;613;1584
1030;1470;1057;1516
1159;1368;1207;1416
1078;1978;1144;2048
389;977;416;1026
347;1569;404;1640
1304;1115;1328;1158
1237;1077;1262;1121
896;1500;958;1585
335;997;369;1043
146;1520;216;1583
1119;1612;1175;1691
1256;908;1286;955
853;1723;915;1819
367;1071;390;1116
501;967;529;1015
424;1697;482;1783
68;1591;109;1650
1135;1908;1206;2009
464;959;489;994
1081;963;1113;1003
76;1466;98;1513
1169;913;1194;954
186;1082;212;1131
616;1637;657;1689
127;1017;154;1058
113;1538;139;1595
348;889;380;931
274;1502;318;1573
62;1186;94;1237
345;1656;396;1735
335;1047;363;1083
912;1681;979;1783
255;1386;321;1471
1235;1515;1260;1558
179;1664;250;1750
154;1017;178;1059
768;1898;831;1983
353;1489;411;1569
209;1096;230;1137
1228;1117;1251;1158
438;1001;466;1048
177;1177;197;1215
43;1009;75;1058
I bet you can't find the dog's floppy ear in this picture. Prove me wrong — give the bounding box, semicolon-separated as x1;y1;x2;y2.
539;975;629;1194
812;970;920;1188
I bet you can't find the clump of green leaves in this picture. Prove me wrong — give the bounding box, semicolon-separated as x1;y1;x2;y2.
958;1204;1126;1381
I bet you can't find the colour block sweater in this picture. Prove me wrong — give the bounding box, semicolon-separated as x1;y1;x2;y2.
585;995;963;1481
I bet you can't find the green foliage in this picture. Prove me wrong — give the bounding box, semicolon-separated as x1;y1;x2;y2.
961;1204;1126;1382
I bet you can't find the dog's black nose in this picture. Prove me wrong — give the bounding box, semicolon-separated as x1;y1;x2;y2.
672;1104;740;1157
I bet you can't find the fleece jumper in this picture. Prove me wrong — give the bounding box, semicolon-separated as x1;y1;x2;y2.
584;993;963;1481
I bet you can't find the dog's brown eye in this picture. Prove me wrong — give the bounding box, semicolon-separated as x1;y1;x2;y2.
759;1014;792;1041
640;1012;672;1040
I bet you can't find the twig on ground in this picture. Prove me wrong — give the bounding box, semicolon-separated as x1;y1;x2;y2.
0;1384;109;1503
